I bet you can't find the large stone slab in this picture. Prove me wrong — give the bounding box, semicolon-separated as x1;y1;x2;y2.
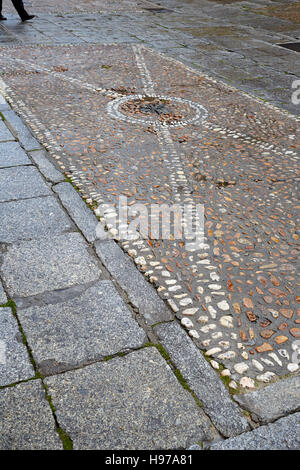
0;233;101;298
0;380;62;450
28;150;64;184
0;196;74;243
154;322;249;438
45;348;214;449
0;141;31;168
234;376;300;424
95;240;173;325
211;413;300;450
19;281;147;375
0;280;7;304
1;110;41;150
0;119;14;142
0;307;34;386
53;182;98;242
0;166;51;202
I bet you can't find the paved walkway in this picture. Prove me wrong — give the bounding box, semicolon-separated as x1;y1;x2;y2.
0;0;299;450
0;0;300;114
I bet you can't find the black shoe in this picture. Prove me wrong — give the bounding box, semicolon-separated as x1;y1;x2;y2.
21;14;35;22
0;14;7;20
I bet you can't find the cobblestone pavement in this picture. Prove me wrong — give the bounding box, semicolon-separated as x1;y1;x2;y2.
0;0;300;113
0;0;299;450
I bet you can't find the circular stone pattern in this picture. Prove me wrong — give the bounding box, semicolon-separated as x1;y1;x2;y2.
107;94;208;128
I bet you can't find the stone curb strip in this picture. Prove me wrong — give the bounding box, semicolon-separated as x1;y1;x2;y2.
154;321;249;438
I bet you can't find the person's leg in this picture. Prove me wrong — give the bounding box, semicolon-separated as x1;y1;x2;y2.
11;0;35;20
0;0;7;20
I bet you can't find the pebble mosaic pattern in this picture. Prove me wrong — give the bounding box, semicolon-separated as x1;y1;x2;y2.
0;43;299;389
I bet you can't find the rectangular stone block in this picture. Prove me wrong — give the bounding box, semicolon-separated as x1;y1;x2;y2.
45;348;214;449
0;119;14;142
95;240;173;325
0;141;31;168
234;376;300;424
211;413;300;450
1;110;41;150
0;196;74;243
1;233;101;298
154;322;249;438
0;166;51;202
53;182;98;242
28;150;64;184
0;380;62;449
0;307;34;386
18;281;147;375
0;280;7;304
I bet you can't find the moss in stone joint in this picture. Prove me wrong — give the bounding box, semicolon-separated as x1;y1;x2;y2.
3;300;42;380
42;382;73;450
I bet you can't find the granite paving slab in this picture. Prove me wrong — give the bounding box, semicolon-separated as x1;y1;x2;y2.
0;280;7;304
53;182;99;243
211;412;300;450
0;119;14;142
0;166;51;202
0;232;101;298
0;196;74;243
45;347;215;449
1;110;41;150
28;150;64;184
18;281;147;375
0;141;31;168
0;307;34;386
95;240;173;325
0;380;62;450
234;375;300;424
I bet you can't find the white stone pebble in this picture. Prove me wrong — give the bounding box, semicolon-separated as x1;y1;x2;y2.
221;369;231;377
181;317;194;329
210;360;219;370
182;308;198;316
229;380;238;390
256;372;276;382
217;300;230;311
287;363;299;372
239;377;255;389
218;351;236;360
197;315;209;323
168;285;182;292
162;271;171;277
234;363;249;374
179;298;193;306
219;315;234;328
206;347;222;356
211;331;222;339
200;324;216;333
208;284;222;290
188;330;200;339
252;359;264;371
167;299;179;312
208;305;217;318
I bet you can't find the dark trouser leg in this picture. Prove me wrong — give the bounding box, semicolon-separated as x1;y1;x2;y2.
11;0;28;19
0;0;2;14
